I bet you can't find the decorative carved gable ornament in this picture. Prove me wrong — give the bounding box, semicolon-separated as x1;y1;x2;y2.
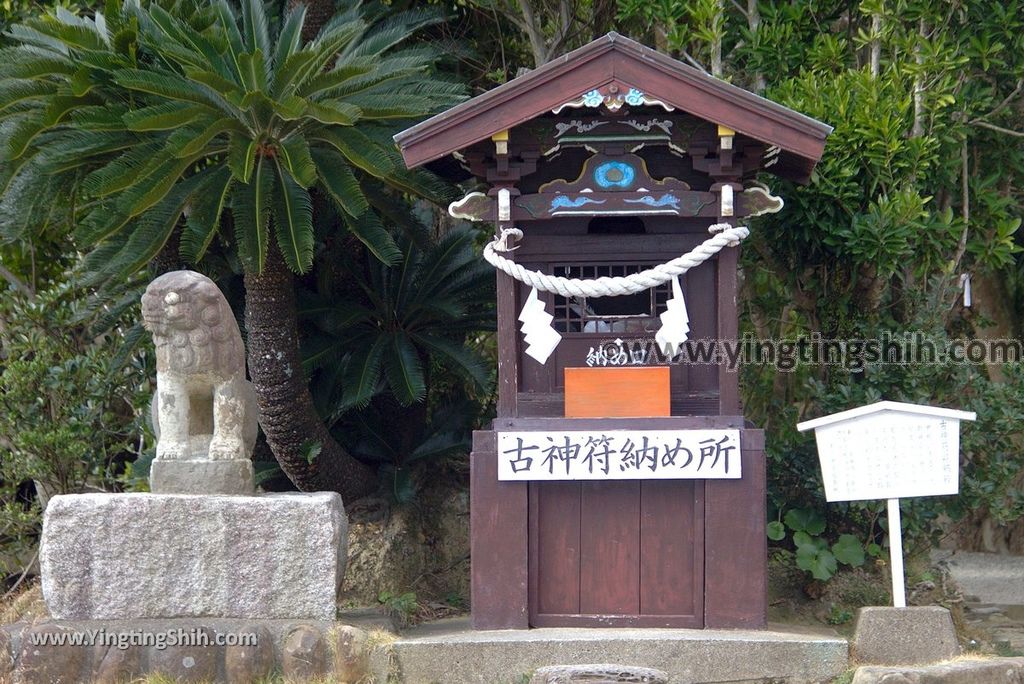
551;84;674;114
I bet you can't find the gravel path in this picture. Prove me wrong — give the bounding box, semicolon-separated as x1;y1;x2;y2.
933;549;1024;652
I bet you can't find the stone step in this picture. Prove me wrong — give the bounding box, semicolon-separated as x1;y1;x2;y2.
2;618;371;683
372;618;849;684
853;657;1024;684
932;550;1024;605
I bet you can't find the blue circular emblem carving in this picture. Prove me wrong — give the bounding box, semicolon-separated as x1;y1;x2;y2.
593;161;636;189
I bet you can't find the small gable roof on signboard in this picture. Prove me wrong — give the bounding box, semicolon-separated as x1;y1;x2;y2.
796;401;977;433
394;32;833;184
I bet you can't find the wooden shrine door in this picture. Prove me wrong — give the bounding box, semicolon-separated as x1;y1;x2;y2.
528;478;705;627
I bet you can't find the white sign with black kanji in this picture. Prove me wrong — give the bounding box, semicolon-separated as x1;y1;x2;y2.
497;429;741;481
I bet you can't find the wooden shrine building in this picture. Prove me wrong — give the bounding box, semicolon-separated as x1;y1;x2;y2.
396;33;831;630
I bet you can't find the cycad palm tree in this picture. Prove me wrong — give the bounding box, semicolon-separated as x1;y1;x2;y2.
302;225;495;417
0;0;463;499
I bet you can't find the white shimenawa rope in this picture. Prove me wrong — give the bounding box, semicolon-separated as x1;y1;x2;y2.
483;223;749;297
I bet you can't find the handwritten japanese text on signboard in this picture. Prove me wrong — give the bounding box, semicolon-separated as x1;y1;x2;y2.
812;414;959;502
497;429;741;481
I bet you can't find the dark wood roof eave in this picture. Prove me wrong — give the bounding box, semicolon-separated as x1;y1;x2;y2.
394;32;832;184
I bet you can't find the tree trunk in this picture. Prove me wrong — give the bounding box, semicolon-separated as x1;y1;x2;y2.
710;0;724;78
289;0;335;43
150;226;182;277
244;243;377;500
746;0;765;93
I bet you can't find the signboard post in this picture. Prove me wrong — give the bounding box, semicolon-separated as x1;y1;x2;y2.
797;401;975;608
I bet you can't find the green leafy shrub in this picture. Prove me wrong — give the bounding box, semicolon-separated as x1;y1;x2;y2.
0;280;150;581
300;221;496;502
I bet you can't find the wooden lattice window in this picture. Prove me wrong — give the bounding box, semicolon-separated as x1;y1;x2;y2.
552;264;671;333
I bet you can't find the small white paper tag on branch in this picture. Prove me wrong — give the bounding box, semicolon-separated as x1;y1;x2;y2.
518;287;561;364
654;276;690;356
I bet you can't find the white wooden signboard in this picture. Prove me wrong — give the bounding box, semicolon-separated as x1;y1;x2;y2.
802;409;964;502
797;401;976;608
497;429;741;481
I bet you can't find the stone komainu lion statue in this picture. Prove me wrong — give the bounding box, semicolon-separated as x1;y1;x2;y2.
142;270;257;463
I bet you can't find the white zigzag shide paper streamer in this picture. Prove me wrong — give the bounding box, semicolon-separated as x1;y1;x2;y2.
654;276;690;356
518;287;561;364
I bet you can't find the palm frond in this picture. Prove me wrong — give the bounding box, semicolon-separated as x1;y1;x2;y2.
87;169;209;284
70;104;131;131
227;133;257;183
272;159;314;274
181;165;233;263
35;130;136;173
270;49;319;98
341;335;387;409
77;232;127;278
294;59;374;98
278;135;316;188
232;154;273;273
148;4;233;79
2;110;47;160
23;16;108;52
315;127;393;177
239;0;271;75
112;68;231;115
343;210;401;265
73;201;131;244
211;0;245;70
304;100;360;125
0;158;63;242
80;142;165;197
183;68;244;99
386;166;458;205
346;8;443;59
343;92;442;119
273;5;306;70
0;79;58;114
291;21;366;91
311;147;368;217
115;152;203;217
411;333;491;392
3;24;71;55
384;332;425;405
0;48;75;79
237;49;269;92
123;101;207;131
169;116;238;157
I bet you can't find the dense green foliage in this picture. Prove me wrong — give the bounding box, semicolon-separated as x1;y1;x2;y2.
0;0;462;281
614;0;1024;569
299;221;495;501
1;0;1023;589
0;281;150;580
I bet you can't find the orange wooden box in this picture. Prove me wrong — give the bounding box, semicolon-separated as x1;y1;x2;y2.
564;367;671;418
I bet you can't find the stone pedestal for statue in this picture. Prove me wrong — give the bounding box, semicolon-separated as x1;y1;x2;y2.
38;270;350;623
851;606;960;666
41;492;346;620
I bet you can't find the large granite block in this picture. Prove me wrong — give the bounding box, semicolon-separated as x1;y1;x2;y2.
41;492;346;620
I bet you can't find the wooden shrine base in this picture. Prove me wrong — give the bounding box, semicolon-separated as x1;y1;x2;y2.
470;417;766;630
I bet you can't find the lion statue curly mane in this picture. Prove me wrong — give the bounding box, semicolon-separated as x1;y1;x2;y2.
142;271;257;492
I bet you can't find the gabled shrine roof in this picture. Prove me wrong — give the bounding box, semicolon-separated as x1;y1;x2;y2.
394;32;833;184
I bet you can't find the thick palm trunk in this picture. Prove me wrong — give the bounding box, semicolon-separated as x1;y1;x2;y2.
289;0;335;42
244;243;377;499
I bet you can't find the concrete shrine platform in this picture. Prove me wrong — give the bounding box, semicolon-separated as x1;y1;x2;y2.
370;617;850;684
